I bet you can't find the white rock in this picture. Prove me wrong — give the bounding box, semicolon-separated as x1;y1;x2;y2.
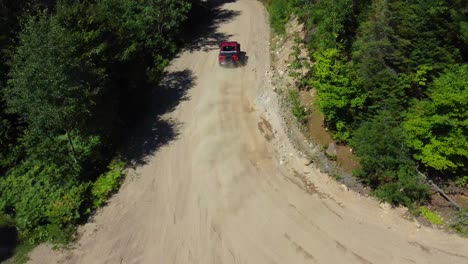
414;221;421;228
326;143;337;157
379;202;392;210
302;158;312;166
340;184;349;191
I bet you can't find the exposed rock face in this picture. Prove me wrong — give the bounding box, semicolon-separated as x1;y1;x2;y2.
326;142;337;157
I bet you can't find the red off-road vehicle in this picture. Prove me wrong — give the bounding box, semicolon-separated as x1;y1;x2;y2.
218;41;242;67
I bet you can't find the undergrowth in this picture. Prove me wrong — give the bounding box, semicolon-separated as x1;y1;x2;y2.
420;206;444;225
289;89;309;125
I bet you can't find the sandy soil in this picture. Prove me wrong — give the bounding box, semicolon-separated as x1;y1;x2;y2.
28;0;467;263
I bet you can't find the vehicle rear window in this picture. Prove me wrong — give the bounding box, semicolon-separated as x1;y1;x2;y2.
222;45;236;52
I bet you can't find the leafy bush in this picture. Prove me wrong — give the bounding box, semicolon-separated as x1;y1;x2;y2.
0;160;88;244
288;37;312;84
310;49;366;142
0;0;192;248
268;0;292;33
372;166;429;206
0;213;14;227
420;206;444;225
5;13;104;136
451;210;468;237
352;112;409;184
403;64;468;181
91;161;126;208
455;176;468;188
268;0;466;208
352;111;429;206
289;89;309;125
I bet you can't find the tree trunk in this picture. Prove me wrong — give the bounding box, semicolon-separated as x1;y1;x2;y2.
66;130;78;164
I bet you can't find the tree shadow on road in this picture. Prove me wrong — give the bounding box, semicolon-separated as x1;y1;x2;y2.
121;69;196;168
182;0;241;52
119;0;239;167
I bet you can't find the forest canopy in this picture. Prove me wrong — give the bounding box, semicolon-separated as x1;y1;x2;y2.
0;0;195;247
267;0;467;205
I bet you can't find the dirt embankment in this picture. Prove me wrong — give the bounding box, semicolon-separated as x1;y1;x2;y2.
29;1;467;264
260;17;366;195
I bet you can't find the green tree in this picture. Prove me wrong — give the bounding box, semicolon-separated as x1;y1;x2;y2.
55;0;192;130
311;48;367;141
403;64;468;180
4;13;104;166
293;0;353;51
0;159;88;243
5;13;103;136
450;0;468;57
352;111;429;205
351;0;403;112
268;0;292;33
1;0;194;245
268;0;467;205
0;0;58;172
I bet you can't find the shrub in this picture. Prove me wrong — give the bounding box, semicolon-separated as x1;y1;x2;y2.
269;0;292;33
310;49;366;142
0;160;88;244
373;166;429;206
352;113;407;184
451;209;468;237
289;89;309;125
420;206;444;225
91;160;126;208
352;111;429;206
455;176;468;188
403;64;468;180
0;213;14;227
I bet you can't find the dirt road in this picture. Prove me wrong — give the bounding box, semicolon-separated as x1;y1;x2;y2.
29;0;467;263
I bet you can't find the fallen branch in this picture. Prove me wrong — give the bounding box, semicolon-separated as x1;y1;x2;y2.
416;170;462;210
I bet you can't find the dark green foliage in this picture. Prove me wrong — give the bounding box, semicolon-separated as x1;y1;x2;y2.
54;0;192;132
351;112;429;206
0;0;193;248
5;13;103;136
267;0;467;206
451;209;468;237
0;109;20;172
0;160;87;244
372;168;429;206
450;0;468;59
289;89;308;125
0;1;56;174
56;0;191;64
268;0;292;33
352;112;411;185
294;0;354;51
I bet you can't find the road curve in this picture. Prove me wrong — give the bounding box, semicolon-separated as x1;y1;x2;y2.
30;0;468;263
